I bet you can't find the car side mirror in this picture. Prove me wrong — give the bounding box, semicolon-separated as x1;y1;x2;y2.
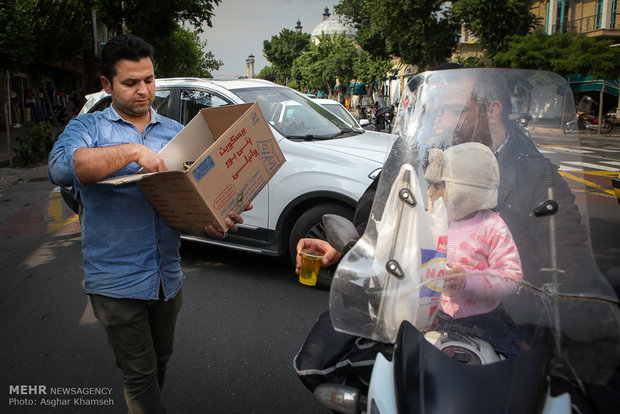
359;119;370;127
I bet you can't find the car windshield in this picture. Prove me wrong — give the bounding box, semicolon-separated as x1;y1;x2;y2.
321;103;362;130
232;87;357;139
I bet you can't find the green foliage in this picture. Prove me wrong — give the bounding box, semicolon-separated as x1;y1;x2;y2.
0;0;90;71
493;30;620;79
291;33;357;95
14;121;56;167
30;0;90;64
452;0;539;58
263;29;311;83
155;25;222;77
93;1;222;80
454;55;488;68
257;66;285;85
335;0;388;59
336;0;458;71
94;0;221;38
0;0;36;71
354;50;393;84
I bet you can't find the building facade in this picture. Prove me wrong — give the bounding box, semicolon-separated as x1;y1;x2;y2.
532;0;619;37
531;1;620;114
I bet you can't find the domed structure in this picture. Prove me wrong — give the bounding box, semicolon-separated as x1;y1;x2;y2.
310;7;356;43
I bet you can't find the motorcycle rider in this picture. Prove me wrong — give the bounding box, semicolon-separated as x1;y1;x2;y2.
294;68;619;412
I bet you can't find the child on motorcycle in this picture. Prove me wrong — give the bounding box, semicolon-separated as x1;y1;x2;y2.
425;142;523;357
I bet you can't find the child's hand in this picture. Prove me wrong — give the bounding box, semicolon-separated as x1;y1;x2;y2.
444;265;466;291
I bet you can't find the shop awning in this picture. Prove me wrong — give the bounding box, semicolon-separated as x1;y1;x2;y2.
348;82;367;95
566;75;620;96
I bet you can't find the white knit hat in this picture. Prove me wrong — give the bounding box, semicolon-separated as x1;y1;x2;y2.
436;142;499;221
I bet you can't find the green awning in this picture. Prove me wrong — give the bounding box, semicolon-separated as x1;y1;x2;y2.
566;75;620;96
348;82;366;95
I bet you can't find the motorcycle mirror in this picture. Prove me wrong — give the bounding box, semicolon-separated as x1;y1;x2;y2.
323;214;360;254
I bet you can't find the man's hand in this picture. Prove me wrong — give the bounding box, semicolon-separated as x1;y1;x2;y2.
294;238;342;274
134;144;167;172
204;203;253;238
444;265;466;291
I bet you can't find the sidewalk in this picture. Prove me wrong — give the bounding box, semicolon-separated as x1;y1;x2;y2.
0;125;50;193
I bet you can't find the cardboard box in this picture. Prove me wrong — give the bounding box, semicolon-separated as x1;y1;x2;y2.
101;102;285;231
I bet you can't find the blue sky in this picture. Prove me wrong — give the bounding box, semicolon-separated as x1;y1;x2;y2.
199;1;333;78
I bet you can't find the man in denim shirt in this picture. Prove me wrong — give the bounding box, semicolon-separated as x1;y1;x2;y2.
48;34;246;413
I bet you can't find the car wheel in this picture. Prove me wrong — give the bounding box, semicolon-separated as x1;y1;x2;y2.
288;203;355;288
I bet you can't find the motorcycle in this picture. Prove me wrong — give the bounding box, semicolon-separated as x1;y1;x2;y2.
515;114;532;139
374;97;395;133
306;69;620;414
563;111;614;134
563;96;614;134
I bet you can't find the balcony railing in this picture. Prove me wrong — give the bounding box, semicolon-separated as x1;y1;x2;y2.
552;13;620;34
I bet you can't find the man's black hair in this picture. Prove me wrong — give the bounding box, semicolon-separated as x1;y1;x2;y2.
471;69;512;124
101;34;154;82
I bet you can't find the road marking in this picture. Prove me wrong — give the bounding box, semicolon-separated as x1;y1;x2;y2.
559;171;616;198
582;170;619;177
558;165;582;172
600;160;620;168
46;191;79;234
562;161;618;172
540;146;594;154
580;146;620;153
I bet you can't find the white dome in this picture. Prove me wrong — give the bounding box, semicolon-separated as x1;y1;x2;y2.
311;15;356;41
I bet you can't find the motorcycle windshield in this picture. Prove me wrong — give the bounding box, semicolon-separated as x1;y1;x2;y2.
329;68;620;385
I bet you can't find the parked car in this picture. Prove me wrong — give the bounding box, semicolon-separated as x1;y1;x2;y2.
312;98;370;129
78;78;396;264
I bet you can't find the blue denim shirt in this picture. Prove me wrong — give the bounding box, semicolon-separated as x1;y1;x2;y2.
48;106;185;300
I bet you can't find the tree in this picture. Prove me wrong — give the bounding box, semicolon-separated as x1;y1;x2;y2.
263;29;311;85
335;0;388;59
452;0;539;58
257;66;284;85
493;30;620;79
155;25;222;77
0;0;36;72
94;0;221;38
1;0;91;164
0;0;36;166
335;0;458;71
354;50;393;101
93;0;222;80
291;33;357;98
31;0;90;65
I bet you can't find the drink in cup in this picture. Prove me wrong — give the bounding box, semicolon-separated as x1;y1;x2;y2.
299;250;324;286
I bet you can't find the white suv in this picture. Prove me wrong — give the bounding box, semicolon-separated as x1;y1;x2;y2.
79;78;396;265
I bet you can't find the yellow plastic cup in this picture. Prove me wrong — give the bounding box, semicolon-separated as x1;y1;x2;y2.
299;250;324;286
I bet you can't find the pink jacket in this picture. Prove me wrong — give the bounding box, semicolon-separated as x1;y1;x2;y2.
441;209;523;318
